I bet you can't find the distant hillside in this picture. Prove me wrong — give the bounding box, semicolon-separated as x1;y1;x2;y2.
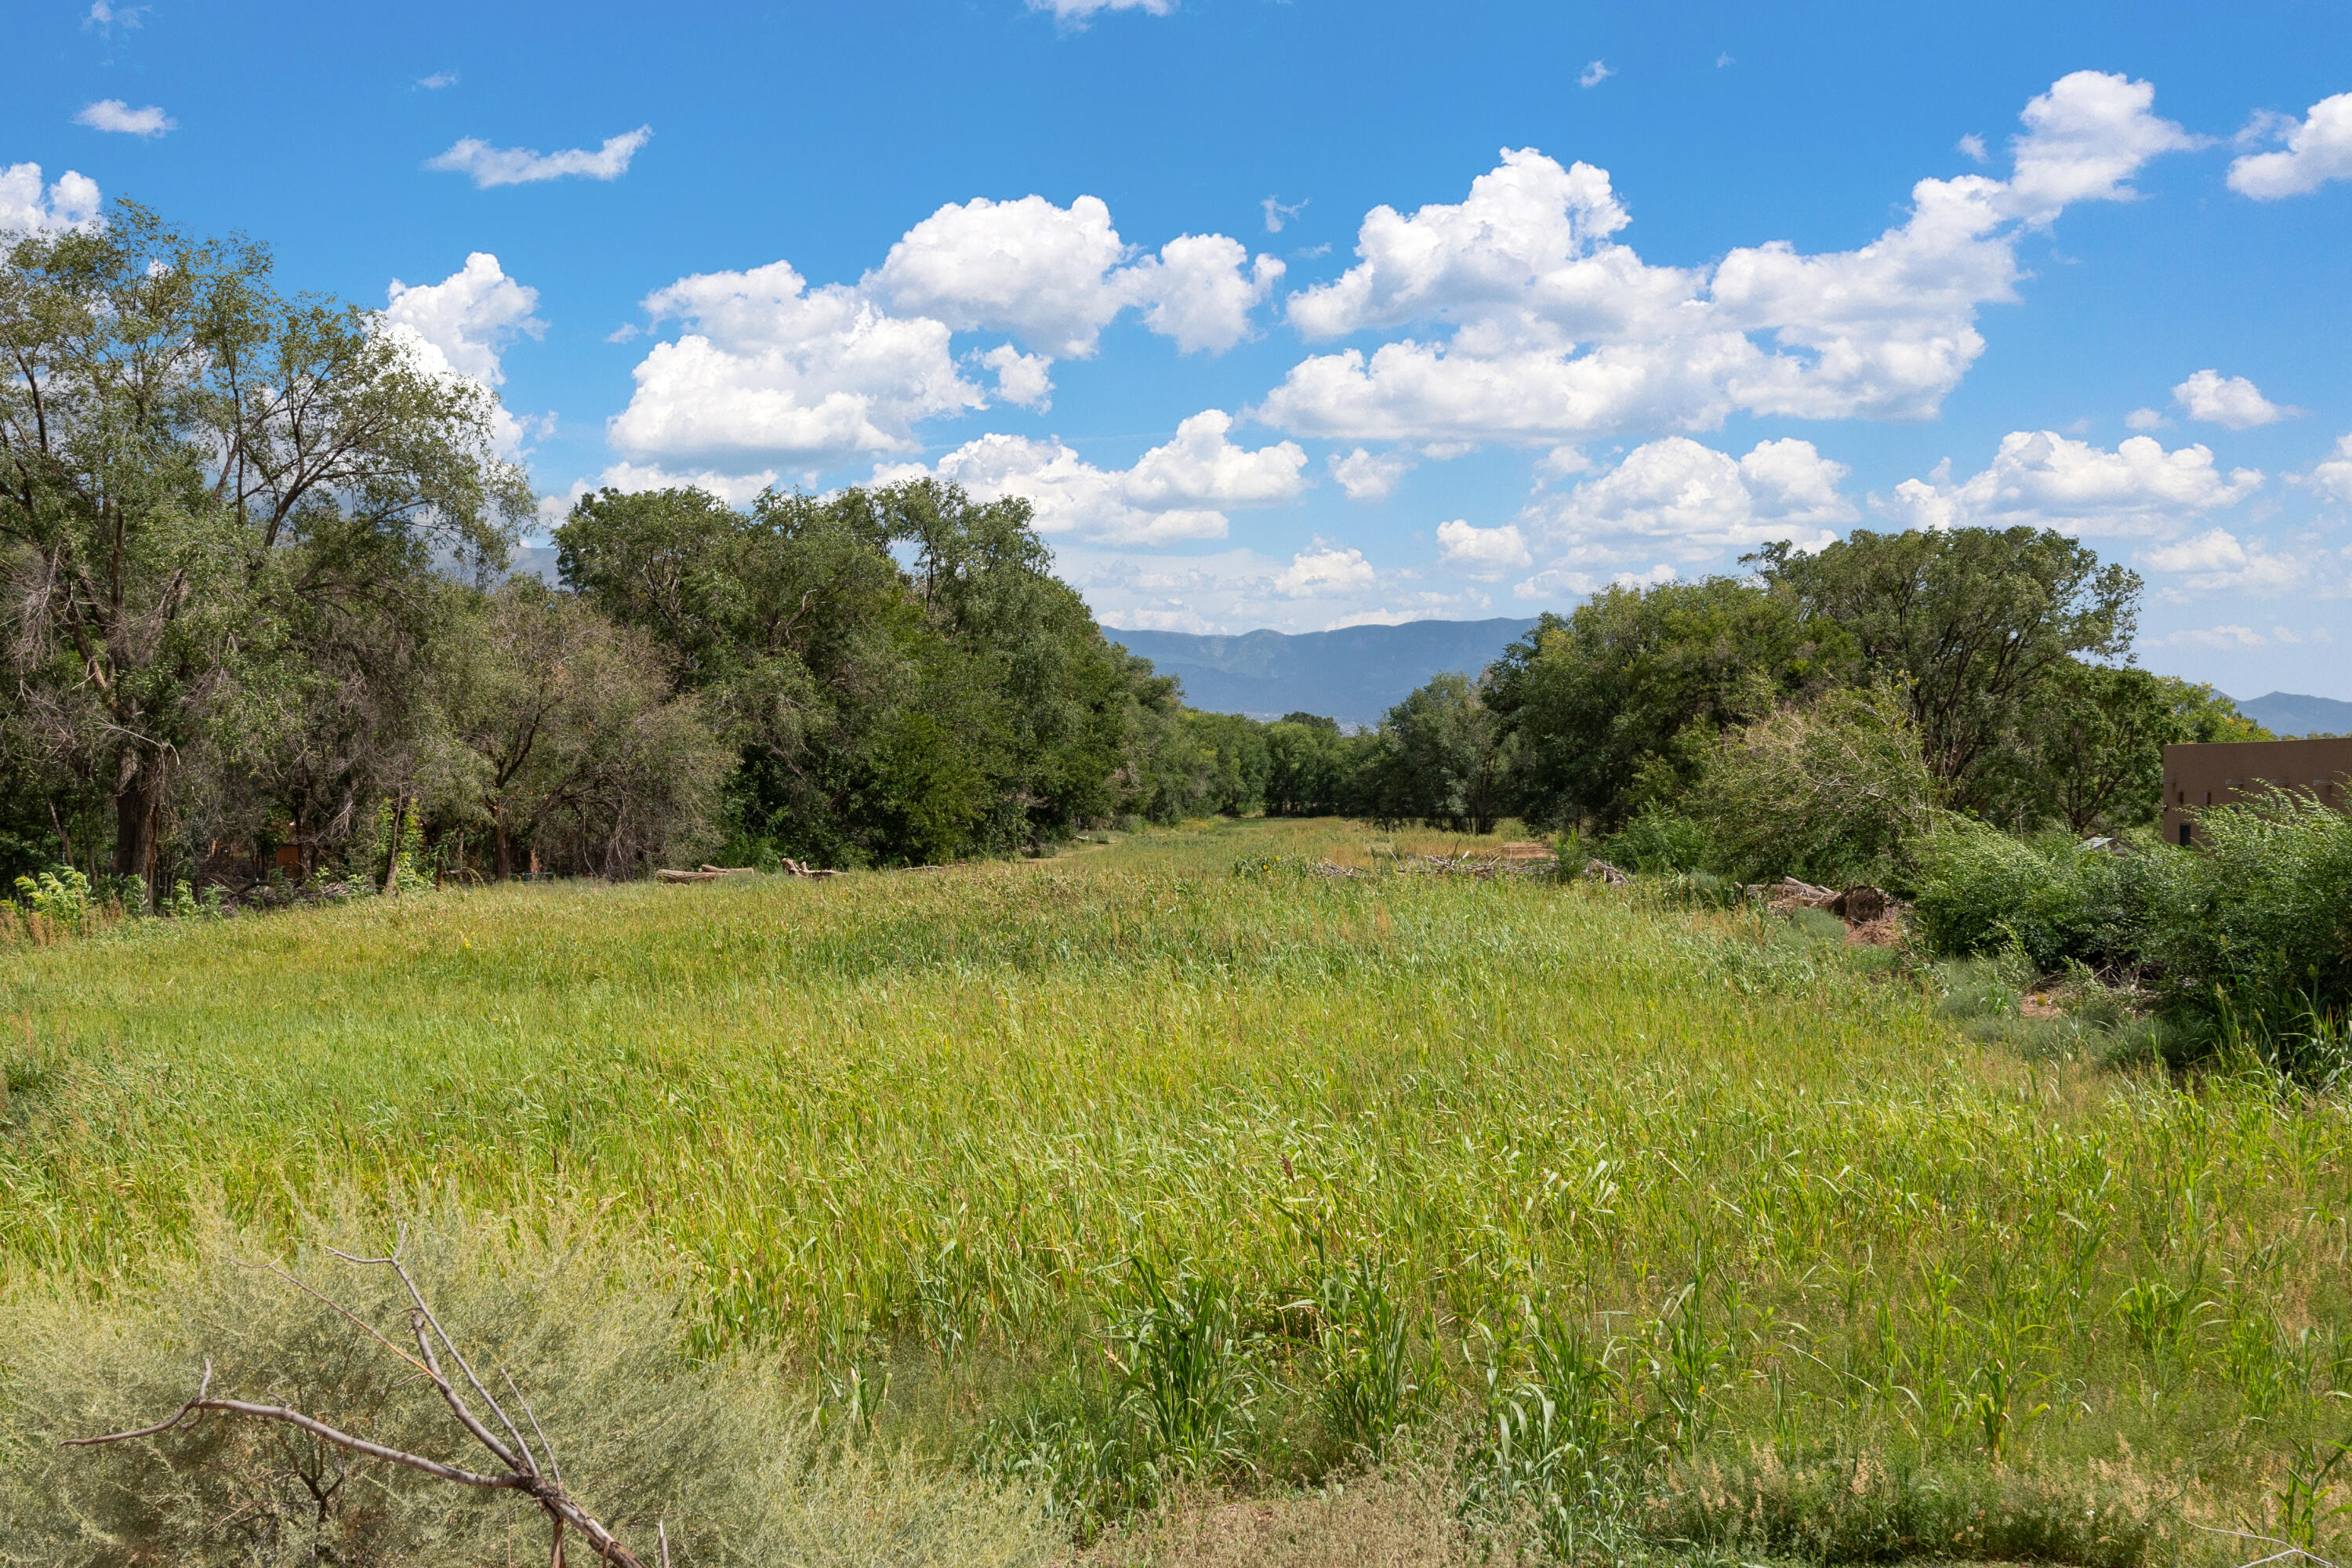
1105;618;1541;725
2237;691;2352;737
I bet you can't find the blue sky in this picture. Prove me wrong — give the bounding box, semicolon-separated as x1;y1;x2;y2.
9;1;2352;699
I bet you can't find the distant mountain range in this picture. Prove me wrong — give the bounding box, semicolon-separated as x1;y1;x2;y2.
2237;691;2352;737
1103;619;2352;737
1104;619;1541;725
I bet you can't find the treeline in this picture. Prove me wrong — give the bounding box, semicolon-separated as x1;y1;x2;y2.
0;208;1254;902
1173;525;2270;869
0;205;2278;908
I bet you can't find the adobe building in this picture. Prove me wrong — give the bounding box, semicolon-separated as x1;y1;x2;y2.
2161;737;2352;846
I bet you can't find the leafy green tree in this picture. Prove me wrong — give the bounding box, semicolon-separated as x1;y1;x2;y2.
1485;578;1852;829
1263;713;1363;817
1178;710;1272;818
1370;673;1508;833
428;580;728;877
0;205;526;902
559;480;1145;866
1750;528;2140;821
2004;661;2173;833
2160;678;2273;743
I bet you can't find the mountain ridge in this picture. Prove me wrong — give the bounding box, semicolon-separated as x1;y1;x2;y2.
2236;691;2352;737
1103;618;1541;725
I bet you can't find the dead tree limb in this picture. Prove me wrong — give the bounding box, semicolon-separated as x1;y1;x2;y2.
67;1236;654;1568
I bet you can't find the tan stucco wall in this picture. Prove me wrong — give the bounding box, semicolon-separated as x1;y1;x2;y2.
2161;737;2352;846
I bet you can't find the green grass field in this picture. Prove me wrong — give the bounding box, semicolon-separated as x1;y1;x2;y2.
7;818;2352;1563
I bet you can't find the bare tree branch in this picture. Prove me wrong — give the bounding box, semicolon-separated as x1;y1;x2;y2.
68;1248;654;1568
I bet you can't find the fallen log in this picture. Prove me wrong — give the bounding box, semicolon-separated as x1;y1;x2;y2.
1766;877;1839;909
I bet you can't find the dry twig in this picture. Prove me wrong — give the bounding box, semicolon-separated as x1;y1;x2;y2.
67;1236;654;1568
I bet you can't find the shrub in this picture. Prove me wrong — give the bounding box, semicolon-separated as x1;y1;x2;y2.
0;1203;1054;1568
2146;790;2352;1067
10;867;93;930
1692;684;1936;887
1911;818;2164;972
1600;805;1715;875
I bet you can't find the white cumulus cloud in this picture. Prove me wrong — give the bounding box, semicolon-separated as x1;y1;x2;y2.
1534;437;1856;557
1999;69;2201;222
615;196;1279;485
1258;72;2196;447
426;125;651;188
0;163;102;234
378;254;547;456
1276;543;1378;598
1436;520;1533;579
2172;368;2295;430
867;194;1279;358
383;252;543;386
1128;233;1284;354
1876;431;2261;538
593;463;779;508
2139;528;2303;593
891;410;1304;546
1120;409;1306;509
2300;434;2352;504
608;260;984;470
1328;447;1413;502
2228;92;2352;198
74;100;175;137
978;344;1054;410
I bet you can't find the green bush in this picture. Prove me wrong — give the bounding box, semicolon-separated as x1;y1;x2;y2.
1911;818;2163;972
1692;683;1936;887
1601;804;1715;875
2146;790;2352;1067
9;867;93;929
0;1204;1053;1568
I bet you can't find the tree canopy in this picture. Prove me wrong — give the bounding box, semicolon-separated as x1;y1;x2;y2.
2;205;527;902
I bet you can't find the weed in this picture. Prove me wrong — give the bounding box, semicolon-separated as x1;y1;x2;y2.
10;866;92;928
1304;1251;1435;1458
1105;1259;1261;1482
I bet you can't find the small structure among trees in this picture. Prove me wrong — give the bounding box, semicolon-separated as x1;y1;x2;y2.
2161;736;2352;845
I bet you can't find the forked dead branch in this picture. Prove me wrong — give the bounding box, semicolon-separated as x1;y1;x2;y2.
66;1232;665;1568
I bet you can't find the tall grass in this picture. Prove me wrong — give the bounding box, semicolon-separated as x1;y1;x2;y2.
5;815;2352;1559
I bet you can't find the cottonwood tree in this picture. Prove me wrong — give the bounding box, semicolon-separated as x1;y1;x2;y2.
1750;527;2140;821
558;480;1143;866
1370;672;1510;834
0;204;528;902
1484;577;1856;829
430;580;729;878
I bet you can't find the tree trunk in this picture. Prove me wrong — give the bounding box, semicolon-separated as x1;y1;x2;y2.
382;794;408;899
492;808;514;881
111;747;160;911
